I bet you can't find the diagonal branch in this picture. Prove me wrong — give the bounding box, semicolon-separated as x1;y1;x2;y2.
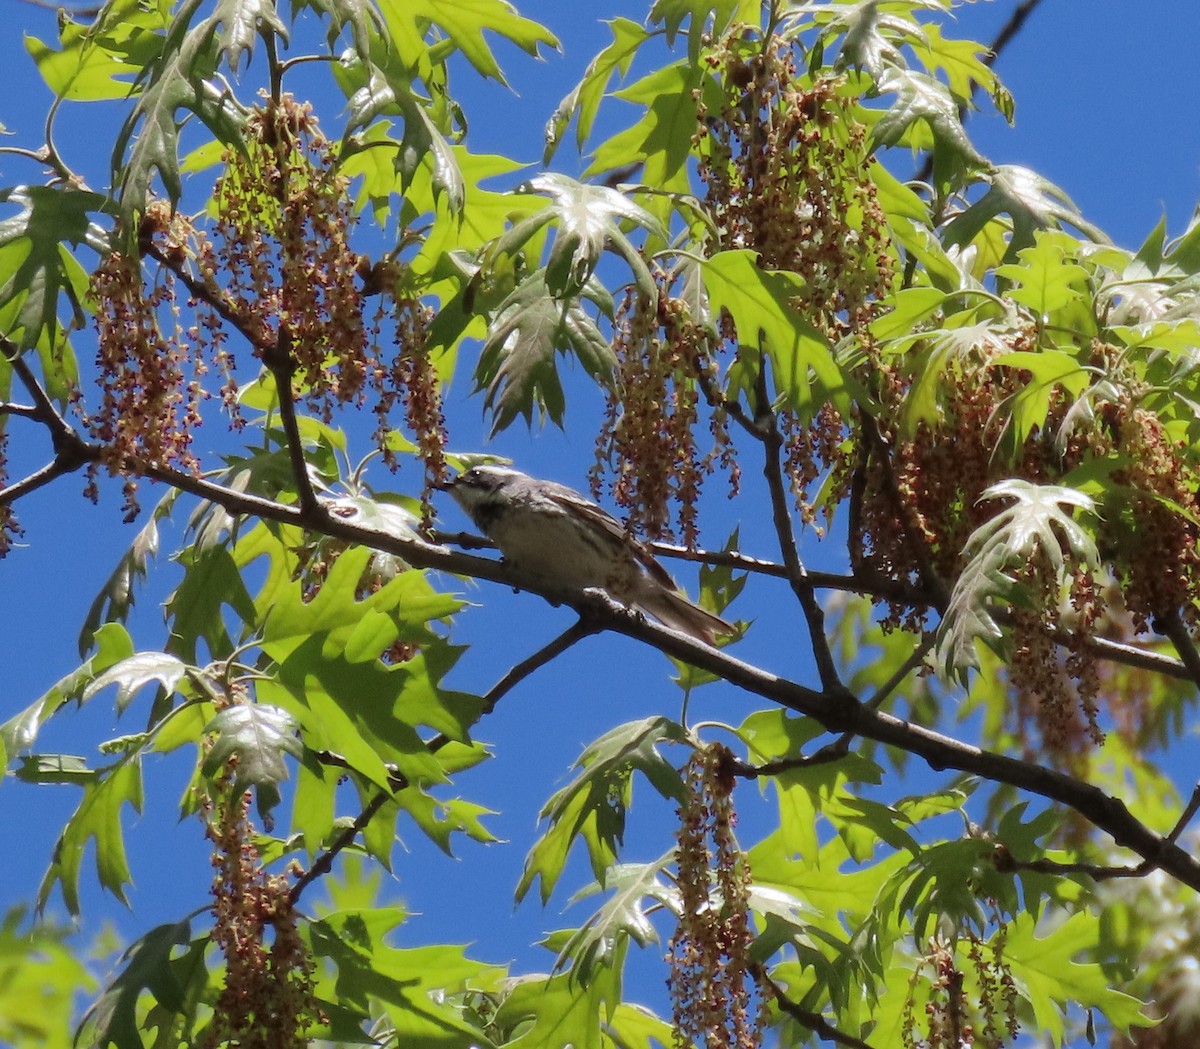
750;369;846;695
3;365;1199;895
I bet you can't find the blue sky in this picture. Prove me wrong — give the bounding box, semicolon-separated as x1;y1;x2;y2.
2;0;1199;1044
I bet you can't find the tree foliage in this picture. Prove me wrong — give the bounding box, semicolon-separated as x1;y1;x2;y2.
2;2;1200;1048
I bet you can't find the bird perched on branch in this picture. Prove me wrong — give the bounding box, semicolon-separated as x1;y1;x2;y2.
438;465;733;645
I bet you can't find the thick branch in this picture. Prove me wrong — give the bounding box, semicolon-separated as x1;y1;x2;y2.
2;358;1198;893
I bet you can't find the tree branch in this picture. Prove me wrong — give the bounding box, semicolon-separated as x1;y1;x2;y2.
914;0;1047;186
754;964;877;1049
4;360;1199;894
1154;612;1200;690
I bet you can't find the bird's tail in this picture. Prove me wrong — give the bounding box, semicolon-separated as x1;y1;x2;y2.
635;586;734;646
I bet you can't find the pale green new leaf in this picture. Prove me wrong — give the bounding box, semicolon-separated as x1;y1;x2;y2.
517;717;689;904
994;231;1092;317
493;966;625;1049
909;23;1004;108
491;173;667;299
1004;910;1150;1045
82;651;188;714
649;0;752;63
943;165;1108;262
935;480;1100;685
310;909;500;1048
25;1;168;102
202;704;303;819
0;911;96;1049
38;755;144;914
585;62;702;206
476;269;615;432
555;854;676;984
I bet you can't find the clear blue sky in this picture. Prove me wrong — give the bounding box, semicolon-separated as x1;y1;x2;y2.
1;1;1198;1044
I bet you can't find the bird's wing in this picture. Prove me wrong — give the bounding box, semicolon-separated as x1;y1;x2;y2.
542;483;679;590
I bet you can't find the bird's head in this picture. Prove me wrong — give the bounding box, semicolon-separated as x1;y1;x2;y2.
436;465;528;519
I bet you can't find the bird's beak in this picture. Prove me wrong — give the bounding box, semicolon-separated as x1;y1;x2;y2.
431;475;457;492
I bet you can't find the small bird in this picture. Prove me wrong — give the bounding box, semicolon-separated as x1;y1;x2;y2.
438;465;733;645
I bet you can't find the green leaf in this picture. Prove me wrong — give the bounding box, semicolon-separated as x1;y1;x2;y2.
202;704;303;820
992;348;1090;446
338;49;466;213
493;966;625;1049
909;23;1004;108
517;717;689;904
585;61;702;208
112;1;247;227
2;623;134;760
374;0;558;86
76;920;194;1049
0;185;104;355
25;1;168;101
994;231;1092;317
209;0;288;72
491;173;668;299
935;480;1100;685
38;754;144;914
704;249;843;415
648;0;753;64
0;910;95;1049
545;18;650;163
79;489;176;656
476;269;615;432
311;909;500;1048
1004;911;1150;1045
871;68;985;192
165;543;257;664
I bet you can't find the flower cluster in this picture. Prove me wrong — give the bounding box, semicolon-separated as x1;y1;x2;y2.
593;276;737;547
667;743;760;1049
87;205;213;518
204;790;321;1049
214;94;367;415
367;280;448;518
900;927;1018;1049
693;29;891;523
695;33;892;342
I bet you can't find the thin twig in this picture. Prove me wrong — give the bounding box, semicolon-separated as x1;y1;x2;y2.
0;402;39;419
287;790;391;904
754;965;877;1049
914;0;1046;185
865;634;935;711
0;458;74;503
752;369;846;695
